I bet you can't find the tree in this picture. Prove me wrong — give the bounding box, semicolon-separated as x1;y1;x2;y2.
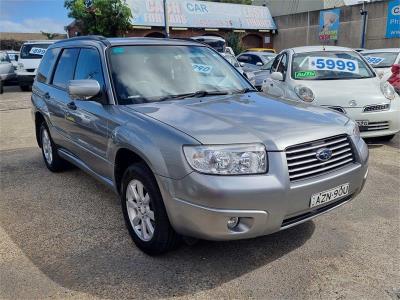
41;31;58;40
64;0;132;37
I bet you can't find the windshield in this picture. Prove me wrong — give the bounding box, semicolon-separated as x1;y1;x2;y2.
20;43;51;59
109;45;252;105
291;51;374;80
362;52;399;68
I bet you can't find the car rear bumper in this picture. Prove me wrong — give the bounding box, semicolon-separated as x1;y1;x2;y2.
156;138;369;240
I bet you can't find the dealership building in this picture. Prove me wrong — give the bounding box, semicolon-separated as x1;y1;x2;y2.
66;0;277;49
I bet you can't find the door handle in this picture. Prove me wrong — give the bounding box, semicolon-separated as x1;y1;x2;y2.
44;92;50;100
67;101;77;110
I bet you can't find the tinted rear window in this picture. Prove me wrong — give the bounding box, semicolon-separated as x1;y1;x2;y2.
36;48;60;83
52;48;79;89
20;43;52;59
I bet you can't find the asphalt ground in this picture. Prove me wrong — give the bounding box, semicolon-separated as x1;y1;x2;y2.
0;85;399;299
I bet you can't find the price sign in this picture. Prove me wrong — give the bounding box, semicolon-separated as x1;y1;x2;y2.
192;64;212;74
29;47;47;56
309;57;359;74
364;56;385;65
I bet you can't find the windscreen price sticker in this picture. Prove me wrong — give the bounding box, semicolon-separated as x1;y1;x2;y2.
192;64;212;74
364;56;384;65
309;57;359;74
29;47;47;56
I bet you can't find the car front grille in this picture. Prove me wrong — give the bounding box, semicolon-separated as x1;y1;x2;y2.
328;106;346;114
363;104;390;112
285;135;355;182
359;121;390;132
26;69;35;72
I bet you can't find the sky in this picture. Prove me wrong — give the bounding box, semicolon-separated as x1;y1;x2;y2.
0;0;72;34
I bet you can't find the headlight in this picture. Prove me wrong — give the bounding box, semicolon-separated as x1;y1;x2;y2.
183;144;267;175
294;85;315;102
17;62;24;70
380;81;396;100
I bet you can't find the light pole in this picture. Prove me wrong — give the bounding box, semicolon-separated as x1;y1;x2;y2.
360;2;368;48
163;0;170;38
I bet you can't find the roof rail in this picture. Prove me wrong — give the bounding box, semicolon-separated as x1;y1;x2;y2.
54;35;111;46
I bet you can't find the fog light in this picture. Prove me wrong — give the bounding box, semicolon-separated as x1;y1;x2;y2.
227;217;239;229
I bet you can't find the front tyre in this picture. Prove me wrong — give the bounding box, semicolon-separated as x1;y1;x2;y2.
40;124;67;172
121;163;180;255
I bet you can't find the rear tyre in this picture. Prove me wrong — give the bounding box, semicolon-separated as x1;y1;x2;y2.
121;162;180;255
40;124;67;172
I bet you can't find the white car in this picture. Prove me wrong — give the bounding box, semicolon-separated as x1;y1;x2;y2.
262;46;399;140
16;40;58;91
361;48;400;81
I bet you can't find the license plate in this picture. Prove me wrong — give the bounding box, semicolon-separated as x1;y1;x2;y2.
356;120;369;127
310;183;349;208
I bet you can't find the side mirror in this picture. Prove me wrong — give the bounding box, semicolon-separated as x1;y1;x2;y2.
271;71;284;81
15;56;18;61
240;62;245;67
68;79;100;100
256;62;263;66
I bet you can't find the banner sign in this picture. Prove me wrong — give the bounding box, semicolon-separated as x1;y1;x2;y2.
127;0;277;30
386;0;400;38
318;8;340;41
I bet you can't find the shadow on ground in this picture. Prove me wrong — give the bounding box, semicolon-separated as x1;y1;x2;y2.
0;148;315;298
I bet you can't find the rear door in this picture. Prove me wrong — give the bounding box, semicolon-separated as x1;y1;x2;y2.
46;48;80;149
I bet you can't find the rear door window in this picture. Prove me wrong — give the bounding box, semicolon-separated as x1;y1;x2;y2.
37;48;60;83
52;48;79;89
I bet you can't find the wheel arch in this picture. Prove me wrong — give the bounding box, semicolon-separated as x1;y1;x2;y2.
114;147;156;195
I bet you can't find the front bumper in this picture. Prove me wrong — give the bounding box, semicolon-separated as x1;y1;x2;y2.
16;71;35;85
157;137;369;240
333;103;400;138
0;73;16;81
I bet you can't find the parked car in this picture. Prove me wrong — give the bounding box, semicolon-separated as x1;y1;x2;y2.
237;51;276;72
252;56;276;90
6;50;19;69
0;51;16;93
388;64;400;94
262;46;400;140
245;48;276;53
16;40;58;91
361;48;400;81
32;36;368;255
222;52;256;86
191;36;226;53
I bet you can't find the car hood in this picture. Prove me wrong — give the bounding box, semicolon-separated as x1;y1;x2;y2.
297;77;388;107
123;93;351;151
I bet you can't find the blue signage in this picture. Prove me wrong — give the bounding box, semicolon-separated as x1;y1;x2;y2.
386;0;400;38
128;0;276;30
319;8;340;41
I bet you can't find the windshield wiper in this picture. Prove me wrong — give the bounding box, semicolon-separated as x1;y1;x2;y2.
158;90;229;101
231;87;257;94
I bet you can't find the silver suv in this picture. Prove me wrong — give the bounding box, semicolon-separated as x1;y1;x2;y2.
32;36;369;255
